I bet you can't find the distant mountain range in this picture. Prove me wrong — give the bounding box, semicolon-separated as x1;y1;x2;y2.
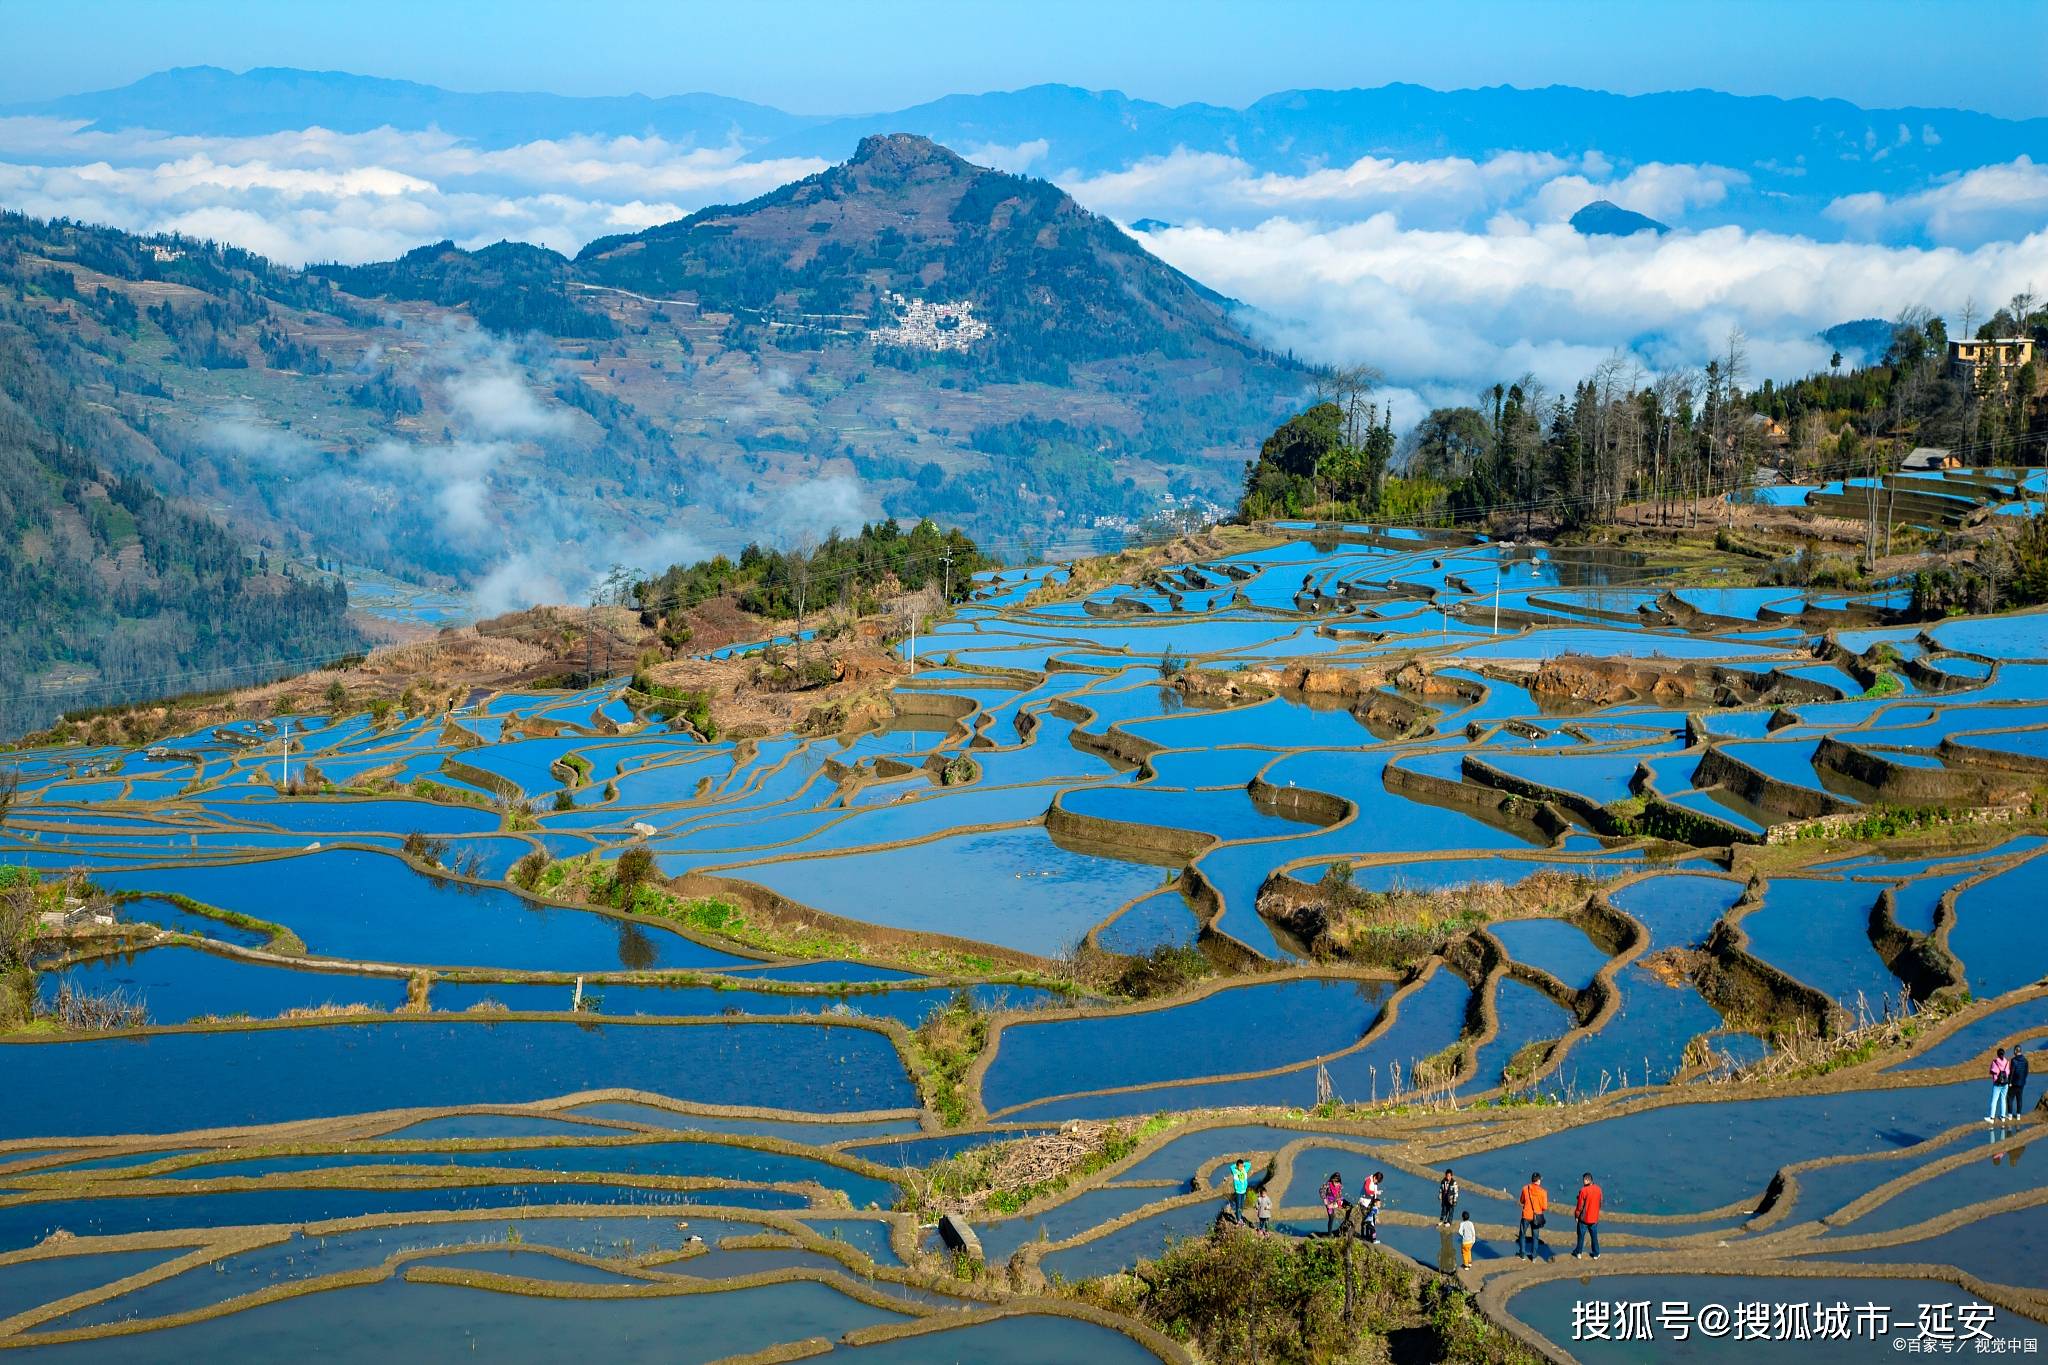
14;66;2044;216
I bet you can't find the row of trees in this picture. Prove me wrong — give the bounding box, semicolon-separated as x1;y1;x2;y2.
633;518;989;638
1245;295;2048;534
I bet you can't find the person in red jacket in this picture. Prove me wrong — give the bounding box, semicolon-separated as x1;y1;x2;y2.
1572;1171;1603;1260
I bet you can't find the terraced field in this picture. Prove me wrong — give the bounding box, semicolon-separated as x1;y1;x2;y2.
4;527;2045;1360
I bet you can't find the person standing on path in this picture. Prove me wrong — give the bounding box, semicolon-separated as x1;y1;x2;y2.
1988;1048;2011;1124
1230;1158;1251;1218
2009;1046;2031;1119
1517;1172;1549;1261
1322;1171;1345;1234
1439;1168;1459;1225
1458;1210;1477;1268
1571;1171;1603;1260
1255;1187;1273;1233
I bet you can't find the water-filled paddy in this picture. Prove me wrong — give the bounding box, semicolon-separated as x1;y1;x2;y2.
5;1273;913;1362
0;1020;913;1137
92;849;746;972
727;825;1172;956
1948;856;2048;998
1488;918;1609;990
1738;879;1903;1013
982;977;1395;1111
1457;1081;1979;1216
38;946;409;1023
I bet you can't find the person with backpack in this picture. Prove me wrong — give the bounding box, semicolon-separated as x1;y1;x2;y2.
1517;1171;1548;1260
1458;1209;1477;1268
1989;1048;2011;1124
2009;1045;2032;1120
1439;1168;1459;1225
1322;1171;1345;1235
1571;1171;1603;1260
1230;1158;1251;1217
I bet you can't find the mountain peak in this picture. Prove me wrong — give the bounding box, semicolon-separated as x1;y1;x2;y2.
847;132;975;177
572;134;1266;377
1569;199;1671;237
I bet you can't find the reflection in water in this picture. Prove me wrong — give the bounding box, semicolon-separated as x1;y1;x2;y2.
617;922;657;971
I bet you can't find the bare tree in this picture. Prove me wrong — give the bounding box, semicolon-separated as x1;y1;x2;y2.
1310;364;1385;447
788;533;817;627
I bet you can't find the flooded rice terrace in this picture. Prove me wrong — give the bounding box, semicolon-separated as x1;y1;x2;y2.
4;523;2046;1360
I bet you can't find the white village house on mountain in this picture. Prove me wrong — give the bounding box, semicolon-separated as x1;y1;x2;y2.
870;294;990;352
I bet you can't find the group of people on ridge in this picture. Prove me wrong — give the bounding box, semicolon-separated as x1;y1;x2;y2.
1222;1158;1608;1270
1207;1041;2034;1262
1316;1168;1389;1240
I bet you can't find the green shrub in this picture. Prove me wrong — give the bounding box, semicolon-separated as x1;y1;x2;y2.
1143;1230;1411;1363
509;850;551;891
1112;942;1211;999
614;845;657;891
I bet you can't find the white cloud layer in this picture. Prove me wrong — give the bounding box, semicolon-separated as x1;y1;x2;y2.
1054;146;1760;234
0;117;827;264
1827;156;2048;249
1139;216;2048;423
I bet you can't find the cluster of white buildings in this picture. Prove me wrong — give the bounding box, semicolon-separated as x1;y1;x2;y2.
869;294;990;352
1089;491;1231;534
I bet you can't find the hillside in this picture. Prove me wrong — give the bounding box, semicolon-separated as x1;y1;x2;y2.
315;240;617;339
0;139;1296;712
0;328;362;735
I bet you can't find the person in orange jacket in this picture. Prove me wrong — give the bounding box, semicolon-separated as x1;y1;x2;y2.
1572;1171;1602;1260
1517;1171;1548;1260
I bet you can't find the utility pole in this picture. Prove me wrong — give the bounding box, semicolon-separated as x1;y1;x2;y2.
940;550;954;603
278;718;292;790
1493;543;1517;636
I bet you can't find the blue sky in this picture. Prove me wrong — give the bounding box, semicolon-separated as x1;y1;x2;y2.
1;0;2044;119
